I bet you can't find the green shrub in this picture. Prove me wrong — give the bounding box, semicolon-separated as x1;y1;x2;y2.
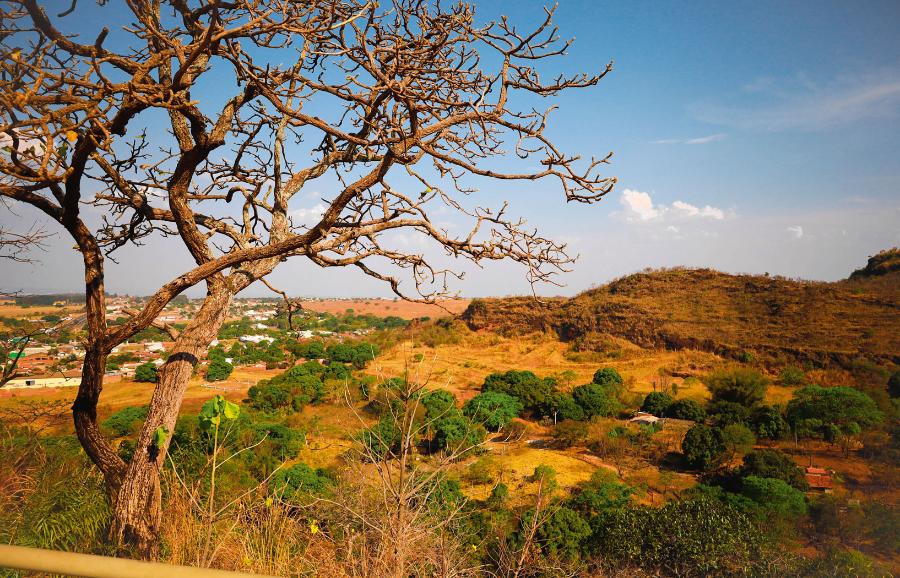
572;382;621;418
749;405;789;440
786;385;883;433
705;368;768;407
641;391;674;416
666;398;706;422
551;419;589;448
482;370;557;414
134;362;158;383
102;406;148;437
707;399;749;426
592;367;623;388
271;463;333;500
206;359;233;381
739;449;808;491
682;424;726;471
779;366;806;387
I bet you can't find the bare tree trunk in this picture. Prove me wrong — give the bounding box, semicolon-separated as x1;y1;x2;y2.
72;229;127;491
110;283;234;557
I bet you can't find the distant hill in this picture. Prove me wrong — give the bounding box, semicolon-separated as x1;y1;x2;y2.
462;250;900;369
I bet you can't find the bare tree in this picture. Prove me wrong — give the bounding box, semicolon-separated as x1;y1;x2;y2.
0;0;614;556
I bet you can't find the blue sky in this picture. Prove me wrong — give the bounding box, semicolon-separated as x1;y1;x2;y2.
3;0;899;297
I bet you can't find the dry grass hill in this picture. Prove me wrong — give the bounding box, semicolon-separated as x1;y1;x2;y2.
463;248;900;370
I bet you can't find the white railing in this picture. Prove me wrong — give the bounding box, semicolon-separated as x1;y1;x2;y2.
0;544;280;578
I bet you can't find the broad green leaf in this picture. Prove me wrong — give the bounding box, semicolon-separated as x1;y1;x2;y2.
222;399;240;420
152;426;169;448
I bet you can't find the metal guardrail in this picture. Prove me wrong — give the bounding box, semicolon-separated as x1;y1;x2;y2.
0;544;281;578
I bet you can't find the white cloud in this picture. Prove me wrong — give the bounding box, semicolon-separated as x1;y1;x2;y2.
650;133;725;145
619;189;660;221
618;189;729;224
787;225;804;239
290;203;326;224
671;200;725;220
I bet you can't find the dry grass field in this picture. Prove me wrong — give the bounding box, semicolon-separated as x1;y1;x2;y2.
299;297;470;319
0;303;84;321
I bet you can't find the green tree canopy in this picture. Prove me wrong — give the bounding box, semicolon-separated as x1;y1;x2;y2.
682;424;726;471
739;449;808;491
572;382;621;419
462;391;523;431
482;370;557;414
641;391;674;416
206;359;234;382
666;398;706;422
786;385;884;433
592;367;624;388
134;362;158;383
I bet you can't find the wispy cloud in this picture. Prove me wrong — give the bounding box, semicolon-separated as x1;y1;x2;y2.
786;225;804;239
617;189;730;224
650;133;726;145
693;69;900;131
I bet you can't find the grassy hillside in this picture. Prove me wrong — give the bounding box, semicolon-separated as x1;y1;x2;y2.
463;250;900;369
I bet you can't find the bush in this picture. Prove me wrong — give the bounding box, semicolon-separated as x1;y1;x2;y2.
590;497;767;577
739;449;808;491
705;368;768;407
433;413;485;452
682;424;726;471
721;424;755;461
462;391;523;431
641;391;674;416
569;469;633;517
134;362;158;383
291;340;325;359
749;405;789;440
482;370;557;414
206;359;233;381
592;367;623;388
536;507;591;562
421;389;458;421
665;398;706;421
572;382;621;419
739;476;807;518
271;463;333;500
780;366;806;387
551;419;589;448
547;392;585;421
247;364;324;412
102;405;148;437
707;399;750;426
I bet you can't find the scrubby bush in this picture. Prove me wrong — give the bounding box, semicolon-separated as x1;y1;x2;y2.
705;368;768;407
721;424;755;461
134;362;158;383
665;398;706;422
707;399;750;426
572;382;621;419
739;449;808;491
102;405;148;437
247;364;324;412
206;359;233;381
271;463;333;500
551;419;589;448
749;405;789;439
546;392;585;421
780;366;806;387
739;476;807;518
641;391;674;416
592;367;623;388
482;370;557;414
682;424;726;471
536;507;591;562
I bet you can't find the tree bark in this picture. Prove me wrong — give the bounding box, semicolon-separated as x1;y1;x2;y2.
110;283;234;558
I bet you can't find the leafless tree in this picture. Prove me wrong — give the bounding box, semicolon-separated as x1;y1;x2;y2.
0;0;614;556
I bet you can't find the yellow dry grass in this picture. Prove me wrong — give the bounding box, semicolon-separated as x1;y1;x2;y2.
0;303;84;320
